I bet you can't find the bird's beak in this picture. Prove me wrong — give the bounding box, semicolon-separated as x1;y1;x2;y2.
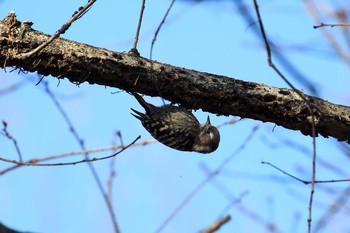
206;116;211;125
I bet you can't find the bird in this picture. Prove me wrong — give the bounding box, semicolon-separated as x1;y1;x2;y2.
131;93;220;153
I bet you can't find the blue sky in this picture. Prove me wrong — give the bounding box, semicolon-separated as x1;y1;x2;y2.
1;1;350;233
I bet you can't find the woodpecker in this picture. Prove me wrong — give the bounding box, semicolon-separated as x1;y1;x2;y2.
131;93;220;153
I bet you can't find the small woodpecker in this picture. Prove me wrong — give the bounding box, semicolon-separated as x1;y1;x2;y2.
131;93;220;153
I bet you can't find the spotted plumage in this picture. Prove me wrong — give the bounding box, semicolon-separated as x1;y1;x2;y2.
131;93;220;153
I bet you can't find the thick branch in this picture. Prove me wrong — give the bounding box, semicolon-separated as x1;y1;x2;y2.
1;13;349;143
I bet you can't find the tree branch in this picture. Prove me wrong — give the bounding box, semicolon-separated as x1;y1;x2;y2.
1;13;349;143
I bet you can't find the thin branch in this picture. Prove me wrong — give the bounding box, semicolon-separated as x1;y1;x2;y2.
107;131;124;204
314;185;350;233
0;80;27;95
0;113;228;174
155;125;259;233
130;0;146;55
148;0;176;106
201;215;231;233
216;118;238;128
42;79;120;233
150;0;176;60
1;120;23;162
261;161;350;184
202;162;284;233
0;139;155;175
304;1;350;66
261;161;308;184
234;0;319;96
0;136;140;166
252;2;317;232
14;0;96;59
314;22;350;29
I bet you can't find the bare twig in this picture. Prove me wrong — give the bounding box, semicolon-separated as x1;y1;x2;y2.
0;115;228;175
155;125;259;233
155;171;216;233
1;120;23;162
202;163;283;233
304;1;350;66
201;215;231;233
0;81;27;95
42;80;120;233
0;136;140;166
150;0;176;60
107;131;124;204
261;161;350;184
314;22;350;29
314;186;350;233
0;138;155;175
15;0;96;59
130;0;146;55
216;118;238;128
147;0;175;106
252;1;317;232
234;0;319;96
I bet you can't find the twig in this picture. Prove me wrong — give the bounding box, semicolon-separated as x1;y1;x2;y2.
1;118;227;174
202;163;282;233
261;161;350;184
0;81;27;95
0;138;154;175
216;118;238;128
1;120;23;162
252;1;317;232
107;131;124;204
150;0;176;60
155;172;216;233
155;125;259;233
15;0;96;59
42;80;120;233
201;163;283;232
261;161;307;184
201;215;231;233
0;136;140;166
148;0;175;106
234;0;318;96
303;1;350;67
314;186;350;232
130;0;146;55
313;22;350;29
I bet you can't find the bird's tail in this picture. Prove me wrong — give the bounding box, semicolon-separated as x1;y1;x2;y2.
131;92;154;114
130;108;145;121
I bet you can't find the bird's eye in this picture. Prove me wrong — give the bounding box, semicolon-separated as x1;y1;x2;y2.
206;127;213;134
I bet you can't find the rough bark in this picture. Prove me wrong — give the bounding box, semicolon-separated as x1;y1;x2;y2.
1;13;349;143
